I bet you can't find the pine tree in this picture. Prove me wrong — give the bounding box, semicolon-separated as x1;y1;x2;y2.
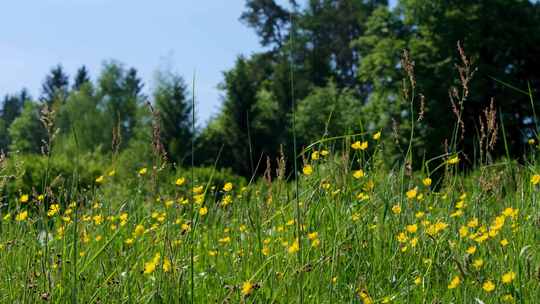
153;71;193;165
97;62;143;150
73;65;91;91
40;64;69;107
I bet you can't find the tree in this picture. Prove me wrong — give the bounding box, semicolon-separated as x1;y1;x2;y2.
40;64;69;107
0;90;30;151
200;0;388;176
73;66;91;91
153;70;193;165
241;0;387;89
57;81;106;152
198;56;283;176
97;62;143;150
9;102;47;154
295;81;360;146
216;56;261;175
1;89;29;128
356;1;540;167
240;0;293;48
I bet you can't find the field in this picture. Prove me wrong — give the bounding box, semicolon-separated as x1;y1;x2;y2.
3;0;540;303
1;134;539;304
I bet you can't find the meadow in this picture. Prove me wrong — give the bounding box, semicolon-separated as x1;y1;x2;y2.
1;126;539;303
2;0;540;303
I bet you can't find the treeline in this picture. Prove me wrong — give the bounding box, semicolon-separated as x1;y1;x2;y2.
2;0;540;177
1;62;192;167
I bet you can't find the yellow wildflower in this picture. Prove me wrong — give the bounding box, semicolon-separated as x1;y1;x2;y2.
303;165;313;176
406;187;418;200
181;223;191;233
15;210;28;221
307;232;318;240
357;192;369;201
20;194;29;203
502;294;515;302
482;280;495;292
358;290;373;304
175;177;186;186
466;246;476;254
134;224;145;237
351;141;368;150
455;200;467;209
47;204;60;217
193;185;204;194
447;155;460;165
502;207;518;218
473;258;484;269
143;253;161;274
353;169;365;179
219;236;231;244
397;232;408;243
467;218;479;228
448;275;461;289
531;174;540;185
288;239;299;254
241;281;254;296
406;224;418;233
92;215;103;225
501;271;515;284
223;182;233;192
163;258;171;272
220;195;232;207
450;210;463;218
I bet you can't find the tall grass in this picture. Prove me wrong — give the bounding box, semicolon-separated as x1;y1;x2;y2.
0;48;540;303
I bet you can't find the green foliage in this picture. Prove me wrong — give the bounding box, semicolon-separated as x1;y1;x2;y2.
56;82;107;152
8;102;46;154
356;0;540;168
40;64;69;107
3;152;105;196
73;65;91;91
153;70;193;166
2;139;540;302
200;56;281;176
1;0;540;179
97;61;143;149
0;90;30;151
176;166;246;190
295;82;360;145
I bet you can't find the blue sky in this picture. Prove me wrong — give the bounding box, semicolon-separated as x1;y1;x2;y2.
0;0;396;124
0;0;263;124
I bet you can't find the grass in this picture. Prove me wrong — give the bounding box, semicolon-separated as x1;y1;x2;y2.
1;47;539;303
0;135;539;303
